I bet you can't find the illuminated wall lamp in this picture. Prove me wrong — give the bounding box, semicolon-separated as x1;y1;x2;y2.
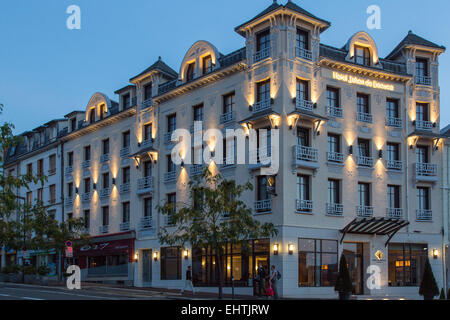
75;187;79;195
348;146;353;155
273;244;279;256
183;250;189;260
288;244;294;255
433;249;439;259
378;150;383;159
134;251;139;262
93;183;97;190
112;178;116;186
153;252;158;262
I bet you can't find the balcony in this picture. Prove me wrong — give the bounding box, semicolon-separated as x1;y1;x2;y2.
220;156;236;169
48;168;56;176
119;183;130;194
190;164;205;177
119;222;130;232
248;147;271;170
293;145;319;169
165;215;175;227
356;206;374;218
65;166;73;176
415;120;433;131
415;163;438;182
327;203;343;217
141;139;153;149
386;117;402;128
140;216;153;230
386;160;403;171
357;156;374;168
219;111;235;124
296;199;313;214
100;154;109;163
416;209;432;221
142;98;153;109
81;192;91;203
252;99;271;114
164;171;176;183
253;47;270;63
120;147;130;158
415;75;432;86
99;188;110;199
81;160;91;169
387;208;404;219
99;225;109;234
296;47;312;61
357;112;373;124
295;98;314;113
254;199;272;214
326;106;343;118
65;197;73;207
327;152;344;164
137;176;153;195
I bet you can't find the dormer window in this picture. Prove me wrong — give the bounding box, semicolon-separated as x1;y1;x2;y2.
122;93;130;109
202;55;212;74
186;62;195;82
89;108;95;124
70;118;77;132
296;29;311;60
415;58;431;85
99;104;106;120
354;45;370;66
254;29;271;62
144;83;152;101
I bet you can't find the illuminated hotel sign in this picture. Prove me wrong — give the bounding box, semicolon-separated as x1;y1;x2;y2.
332;71;395;91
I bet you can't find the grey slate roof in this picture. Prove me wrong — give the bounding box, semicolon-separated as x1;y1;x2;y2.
130;57;178;82
235;0;330;32
386;31;446;60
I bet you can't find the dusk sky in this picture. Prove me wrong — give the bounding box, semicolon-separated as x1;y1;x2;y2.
0;0;449;134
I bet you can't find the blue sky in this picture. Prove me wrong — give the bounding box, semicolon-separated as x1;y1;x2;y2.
0;0;449;133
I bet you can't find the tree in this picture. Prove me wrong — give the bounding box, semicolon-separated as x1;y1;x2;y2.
419;257;439;300
439;288;446;300
158;168;278;299
335;254;353;300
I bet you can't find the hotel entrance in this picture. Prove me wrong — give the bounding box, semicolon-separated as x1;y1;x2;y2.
142;249;152;285
343;243;364;295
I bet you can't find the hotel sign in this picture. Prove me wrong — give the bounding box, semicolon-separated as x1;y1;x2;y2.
332;71;395;91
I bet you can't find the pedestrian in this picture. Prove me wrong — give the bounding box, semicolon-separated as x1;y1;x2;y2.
181;266;196;295
269;265;280;300
257;263;266;297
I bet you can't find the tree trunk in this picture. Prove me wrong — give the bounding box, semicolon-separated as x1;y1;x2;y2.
216;248;223;299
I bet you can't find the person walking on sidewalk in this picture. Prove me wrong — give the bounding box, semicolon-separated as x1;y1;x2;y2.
181;266;195;295
269;265;280;300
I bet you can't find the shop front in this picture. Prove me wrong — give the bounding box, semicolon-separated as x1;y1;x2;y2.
70;231;136;285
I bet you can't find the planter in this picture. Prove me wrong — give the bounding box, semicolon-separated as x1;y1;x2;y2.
338;292;351;300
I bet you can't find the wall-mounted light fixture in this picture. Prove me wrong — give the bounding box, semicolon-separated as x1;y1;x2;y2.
75;187;79;194
288;244;294;255
112;178;116;186
269;114;281;129
348;146;353;155
273;244;279;256
183;250;189;260
249;105;253;112
137;142;141;148
433;122;437;128
181;160;185;168
134;251;139;262
433;249;439;259
412;120;416;126
153;251;158;262
378;150;383;159
288;114;299;130
93;183;97;190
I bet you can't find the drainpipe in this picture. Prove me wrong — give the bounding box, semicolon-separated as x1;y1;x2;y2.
404;81;410;231
60;141;65;281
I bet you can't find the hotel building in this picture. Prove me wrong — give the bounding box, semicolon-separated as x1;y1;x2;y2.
3;1;448;298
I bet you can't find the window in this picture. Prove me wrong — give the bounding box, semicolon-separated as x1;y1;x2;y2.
70;118;77;131
84;178;91;194
84;146;91;161
256;29;270;52
354;45;370;66
49;185;56;204
68;152;74;167
327;134;340;154
102;206;109;226
256;80;270;103
122;202;130;223
167;155;176;173
328;179;340;204
386;99;399;119
416;58;428;77
202;55;212;74
161;247;182;280
99;104;106;120
89;108;95;124
37;188;43;203
186;63;195;82
27;163;33;176
37;159;44;176
102;172;110;189
193;104;204;122
26;191;32;206
387;185;401;209
358;183;370;206
257;176;269;202
49;154;56;174
416;103;429;122
122;167;130;184
417;187;430;211
327;87;339;109
388;243;427;287
416;145;428;163
143;123;152;142
144;198;152;217
84;210;90;229
358;139;371;158
144;83;152;101
122;131;130;148
297;175;311;202
386;143;400;161
167;114;176;133
223;92;235;114
167;193;176;224
122;93;130;109
67;182;73;198
296;79;309;101
298;239;338;287
144;161;152;177
102;139;110;155
297;127;310;147
357;93;370;114
296;29;309;50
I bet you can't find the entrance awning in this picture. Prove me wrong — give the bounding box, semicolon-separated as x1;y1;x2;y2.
340;217;409;247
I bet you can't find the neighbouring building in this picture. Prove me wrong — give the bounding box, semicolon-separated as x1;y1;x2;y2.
2;0;448;298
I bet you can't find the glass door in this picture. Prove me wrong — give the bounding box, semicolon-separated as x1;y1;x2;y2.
343;243;364;295
142;249;152;284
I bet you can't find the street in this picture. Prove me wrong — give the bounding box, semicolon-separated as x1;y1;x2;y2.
0;282;189;300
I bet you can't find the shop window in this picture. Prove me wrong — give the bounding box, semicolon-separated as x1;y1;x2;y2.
388;243;427;287
161;247;182;280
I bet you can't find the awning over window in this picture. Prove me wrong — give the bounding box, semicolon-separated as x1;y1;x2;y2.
340;217;409;247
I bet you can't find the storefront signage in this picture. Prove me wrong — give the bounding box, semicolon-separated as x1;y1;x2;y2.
374;250;384;261
80;243;110;252
332;71;395;91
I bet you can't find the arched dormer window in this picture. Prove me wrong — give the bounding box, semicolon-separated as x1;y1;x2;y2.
202;55;212;75
345;32;380;68
85;92;113;124
88;108;95;124
179;41;221;83
186;62;195;82
354;45;370;66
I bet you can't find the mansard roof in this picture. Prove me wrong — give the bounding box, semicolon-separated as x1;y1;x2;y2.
235;0;330;35
130;57;178;82
386;31;446;60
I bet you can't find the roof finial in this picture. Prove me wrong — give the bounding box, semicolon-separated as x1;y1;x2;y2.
408;30;413;34
158;56;162;60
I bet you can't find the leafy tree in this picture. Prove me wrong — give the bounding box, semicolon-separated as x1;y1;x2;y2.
158;168;278;299
419;257;439;300
335;254;353;299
